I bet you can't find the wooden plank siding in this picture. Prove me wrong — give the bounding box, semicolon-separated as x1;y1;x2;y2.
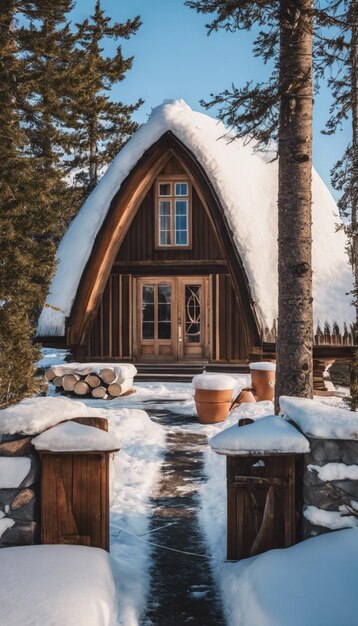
88;271;250;361
67;133;260;353
87;173;251;361
116;185;223;264
217;275;251;362
89;274;131;359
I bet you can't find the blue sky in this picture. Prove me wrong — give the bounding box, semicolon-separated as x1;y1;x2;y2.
73;0;350;201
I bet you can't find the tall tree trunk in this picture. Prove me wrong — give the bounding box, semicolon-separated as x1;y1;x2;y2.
349;0;358;409
275;0;313;410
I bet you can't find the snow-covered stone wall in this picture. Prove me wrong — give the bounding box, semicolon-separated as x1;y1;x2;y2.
280;396;358;537
303;438;358;537
0;435;40;547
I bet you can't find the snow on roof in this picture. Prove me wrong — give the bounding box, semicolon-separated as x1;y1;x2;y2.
280;396;358;440
32;420;120;452
0;396;99;436
209;415;309;456
37;99;354;336
0;545;118;626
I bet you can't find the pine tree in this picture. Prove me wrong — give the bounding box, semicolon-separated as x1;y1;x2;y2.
186;0;314;406
69;0;143;193
0;0;79;406
0;1;144;406
18;0;82;235
0;0;43;406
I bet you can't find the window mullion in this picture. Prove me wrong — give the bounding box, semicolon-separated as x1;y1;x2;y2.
171;197;175;247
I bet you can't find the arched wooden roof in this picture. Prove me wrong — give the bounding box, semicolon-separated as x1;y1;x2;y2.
67;131;261;348
37;101;353;342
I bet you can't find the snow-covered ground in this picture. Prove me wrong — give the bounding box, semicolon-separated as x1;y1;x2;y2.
0;545;118;626
4;349;354;625
105;406;165;625
208;527;358;626
198;399;358;626
1;362;167;626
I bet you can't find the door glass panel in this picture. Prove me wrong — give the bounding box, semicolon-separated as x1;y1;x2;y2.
143;322;155;339
185;285;201;343
158;283;171;340
142;285;155;339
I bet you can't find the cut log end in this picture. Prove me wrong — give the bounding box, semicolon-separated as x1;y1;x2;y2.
62;373;80;392
85;374;101;388
91;386;108;399
73;381;90;396
108;378;133;397
44;368;56;382
53;376;64;388
99;368;117;384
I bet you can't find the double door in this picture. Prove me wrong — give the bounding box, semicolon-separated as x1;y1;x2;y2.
135;276;210;360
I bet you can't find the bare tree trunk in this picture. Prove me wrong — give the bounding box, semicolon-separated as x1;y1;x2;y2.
275;0;313;410
349;0;358;409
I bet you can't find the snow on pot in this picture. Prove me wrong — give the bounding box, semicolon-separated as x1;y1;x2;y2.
249;361;276;402
192;373;237;424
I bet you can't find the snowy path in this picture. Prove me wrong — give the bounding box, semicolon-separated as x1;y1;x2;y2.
141;409;225;626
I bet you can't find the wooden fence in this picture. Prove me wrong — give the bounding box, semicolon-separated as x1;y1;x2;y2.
263;322;355;347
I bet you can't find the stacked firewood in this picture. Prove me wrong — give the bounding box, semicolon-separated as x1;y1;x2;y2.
44;363;137;399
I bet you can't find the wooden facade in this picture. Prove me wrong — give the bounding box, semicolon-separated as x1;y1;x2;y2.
66;133;261;363
83;150;254;362
55;133;354;364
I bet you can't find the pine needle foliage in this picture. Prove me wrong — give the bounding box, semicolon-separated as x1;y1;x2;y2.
0;0;143;406
69;0;143;194
0;0;50;406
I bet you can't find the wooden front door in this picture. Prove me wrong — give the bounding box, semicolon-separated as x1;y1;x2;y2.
135;276;210;361
178;277;209;361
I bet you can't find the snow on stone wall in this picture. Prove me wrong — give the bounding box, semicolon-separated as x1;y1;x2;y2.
280;396;358;537
37;100;354;337
303;437;358;537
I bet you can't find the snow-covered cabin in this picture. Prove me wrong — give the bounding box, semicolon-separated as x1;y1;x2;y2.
37;100;354;363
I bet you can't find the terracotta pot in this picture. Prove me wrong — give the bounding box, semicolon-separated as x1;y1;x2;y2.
250;369;276;401
231;388;256;409
195;388;233;403
194;388;232;424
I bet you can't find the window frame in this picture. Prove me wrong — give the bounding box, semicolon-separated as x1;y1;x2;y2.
155;177;192;250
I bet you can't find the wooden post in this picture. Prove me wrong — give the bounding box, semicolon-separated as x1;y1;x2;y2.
39;417;117;552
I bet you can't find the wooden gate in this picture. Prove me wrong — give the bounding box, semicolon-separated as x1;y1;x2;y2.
40;417;112;551
226;455;296;560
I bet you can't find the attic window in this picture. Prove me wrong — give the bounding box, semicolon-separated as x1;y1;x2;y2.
156;180;191;248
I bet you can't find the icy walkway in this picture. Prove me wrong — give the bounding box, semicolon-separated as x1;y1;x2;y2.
142;409;225;626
